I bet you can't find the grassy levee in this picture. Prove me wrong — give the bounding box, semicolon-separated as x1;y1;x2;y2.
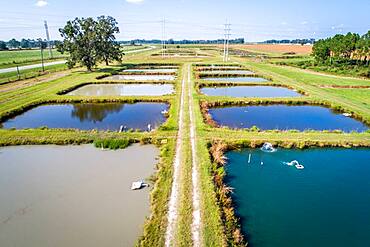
138;63;189;247
175;64;193;246
191;63;229;246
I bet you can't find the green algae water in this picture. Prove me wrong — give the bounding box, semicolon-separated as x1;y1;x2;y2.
225;148;370;247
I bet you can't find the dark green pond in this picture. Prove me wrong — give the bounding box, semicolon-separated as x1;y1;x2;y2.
201;86;301;97
225;148;370;247
202;77;268;82
209;105;368;132
1;102;168;131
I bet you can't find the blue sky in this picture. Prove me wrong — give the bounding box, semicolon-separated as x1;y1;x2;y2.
0;0;369;41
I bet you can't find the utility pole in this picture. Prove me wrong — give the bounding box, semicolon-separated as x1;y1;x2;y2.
162;17;166;58
223;21;231;62
39;39;45;72
44;20;53;58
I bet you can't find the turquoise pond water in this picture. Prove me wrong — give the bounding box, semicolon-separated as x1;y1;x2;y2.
225;148;370;247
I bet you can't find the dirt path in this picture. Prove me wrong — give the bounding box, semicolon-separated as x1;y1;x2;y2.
164;65;186;247
0;71;70;93
188;64;202;247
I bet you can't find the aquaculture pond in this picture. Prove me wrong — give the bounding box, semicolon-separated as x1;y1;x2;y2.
123;69;177;73
200;70;254;75
0;144;158;247
202;76;268;83
225;148;370;247
67;84;174;96
1;102;168;131
209;105;368;132
106;74;176;81
201;86;301;98
197;66;242;70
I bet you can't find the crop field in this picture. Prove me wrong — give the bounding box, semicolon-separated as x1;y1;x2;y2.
228;43;313;55
0;43;369;247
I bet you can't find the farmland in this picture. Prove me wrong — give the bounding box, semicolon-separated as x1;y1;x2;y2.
227;43;313;55
0;41;369;247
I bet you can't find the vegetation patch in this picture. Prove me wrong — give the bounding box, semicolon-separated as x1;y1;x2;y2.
208;141;245;246
93;138;131;149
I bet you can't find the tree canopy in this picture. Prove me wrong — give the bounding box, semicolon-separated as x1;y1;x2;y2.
312;31;370;64
57;16;122;71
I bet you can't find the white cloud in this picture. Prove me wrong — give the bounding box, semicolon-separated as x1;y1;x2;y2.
35;0;48;7
300;21;308;25
126;0;144;4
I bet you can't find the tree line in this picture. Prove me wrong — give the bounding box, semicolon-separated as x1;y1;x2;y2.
312;31;370;64
262;38;315;44
0;39;57;50
119;38;245;45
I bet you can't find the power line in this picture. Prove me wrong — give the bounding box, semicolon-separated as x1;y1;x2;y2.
223;21;231;62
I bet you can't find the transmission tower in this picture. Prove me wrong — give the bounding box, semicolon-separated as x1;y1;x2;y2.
223;21;231;62
44;20;53;58
161;17;166;58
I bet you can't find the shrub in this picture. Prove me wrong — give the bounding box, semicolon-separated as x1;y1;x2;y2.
94;138;130;149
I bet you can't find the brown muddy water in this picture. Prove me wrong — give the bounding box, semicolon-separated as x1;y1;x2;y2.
0;144;158;247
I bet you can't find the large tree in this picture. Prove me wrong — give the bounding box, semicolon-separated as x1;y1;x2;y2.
57;16;122;71
96;16;122;65
58;17;98;71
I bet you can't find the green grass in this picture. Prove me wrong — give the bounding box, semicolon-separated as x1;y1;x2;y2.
0;49;67;68
270;55;370;78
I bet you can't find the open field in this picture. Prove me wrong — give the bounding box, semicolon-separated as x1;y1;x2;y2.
1;44;369;247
